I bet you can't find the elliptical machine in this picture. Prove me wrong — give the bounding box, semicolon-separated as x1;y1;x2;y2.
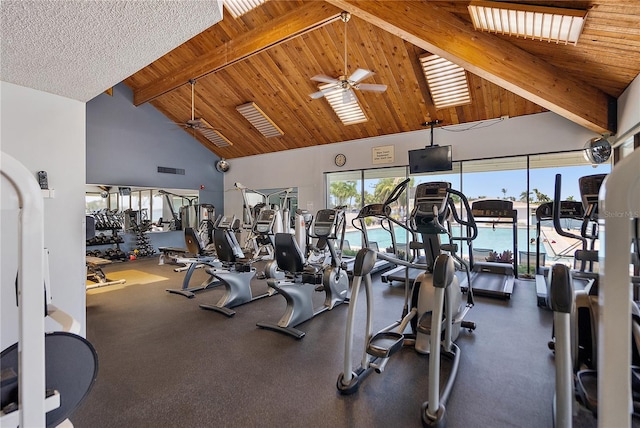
256;207;349;339
336;179;477;427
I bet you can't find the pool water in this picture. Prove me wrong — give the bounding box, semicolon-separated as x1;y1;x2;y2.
344;226;540;255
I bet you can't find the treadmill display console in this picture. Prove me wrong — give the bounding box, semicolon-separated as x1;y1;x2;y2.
579;174;607;214
471;200;515;219
357;204;391;218
536;201;584;220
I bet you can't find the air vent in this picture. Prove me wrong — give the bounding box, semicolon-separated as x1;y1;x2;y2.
157;166;185;175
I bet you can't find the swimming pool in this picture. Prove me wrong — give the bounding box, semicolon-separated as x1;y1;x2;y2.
343;225;540;255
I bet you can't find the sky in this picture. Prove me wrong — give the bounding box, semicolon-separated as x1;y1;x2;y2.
361;163;611;202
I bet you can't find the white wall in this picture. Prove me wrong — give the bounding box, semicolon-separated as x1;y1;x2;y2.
1;81;87;348
223;111;597;218
617;73;640;143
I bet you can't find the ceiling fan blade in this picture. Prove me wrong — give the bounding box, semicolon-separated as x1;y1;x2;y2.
311;74;339;84
348;68;374;84
309;90;328;99
309;86;341;99
357;83;388;93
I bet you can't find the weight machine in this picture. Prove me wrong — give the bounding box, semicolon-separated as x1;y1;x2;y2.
1;152;97;427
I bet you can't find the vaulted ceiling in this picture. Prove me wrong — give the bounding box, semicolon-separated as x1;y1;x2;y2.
123;0;640;159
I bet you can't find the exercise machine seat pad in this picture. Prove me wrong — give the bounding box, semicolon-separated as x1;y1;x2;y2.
185;227;203;255
274;233;306;273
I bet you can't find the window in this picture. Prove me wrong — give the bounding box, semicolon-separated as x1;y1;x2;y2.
326;149;611;276
140;190;151;223
130;192;140;213
529;151;611;273
462;157;527;270
86;193;108;213
152;191;164;223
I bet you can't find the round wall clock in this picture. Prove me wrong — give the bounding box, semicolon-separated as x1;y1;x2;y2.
335;153;347;167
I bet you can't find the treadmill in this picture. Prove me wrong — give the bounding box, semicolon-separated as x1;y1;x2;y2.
536;174;605;309
534;200;587;308
380;242;426;284
461;199;517;299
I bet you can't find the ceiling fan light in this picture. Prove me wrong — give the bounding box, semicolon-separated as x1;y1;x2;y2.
321;84;367;125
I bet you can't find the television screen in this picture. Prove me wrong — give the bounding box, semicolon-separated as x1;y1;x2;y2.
408;145;452;174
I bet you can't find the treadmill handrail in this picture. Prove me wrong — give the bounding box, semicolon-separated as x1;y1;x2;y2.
553;174;587;248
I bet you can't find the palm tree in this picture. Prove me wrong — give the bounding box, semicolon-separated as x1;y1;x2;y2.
330;181;358;208
532;188;551;202
372;178;399;203
519;190;533;203
501;188;507;199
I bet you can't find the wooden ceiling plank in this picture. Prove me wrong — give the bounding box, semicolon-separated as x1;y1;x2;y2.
267;43;341;144
134;2;343;106
347;19;407;133
326;0;616;134
362;20;424;131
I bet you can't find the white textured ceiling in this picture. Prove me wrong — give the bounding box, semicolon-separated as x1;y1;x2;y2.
0;0;223;102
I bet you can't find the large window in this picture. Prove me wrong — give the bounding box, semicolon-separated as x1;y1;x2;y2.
529;151;611;274
85;193;108;213
462;157;527;271
326;149;612;276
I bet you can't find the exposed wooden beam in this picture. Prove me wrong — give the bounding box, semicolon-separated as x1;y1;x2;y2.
134;2;342;106
326;0;616;134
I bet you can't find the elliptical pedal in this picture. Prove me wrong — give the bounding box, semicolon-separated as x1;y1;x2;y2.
367;332;404;358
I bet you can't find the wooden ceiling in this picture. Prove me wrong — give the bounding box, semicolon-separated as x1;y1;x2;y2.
123;1;640;159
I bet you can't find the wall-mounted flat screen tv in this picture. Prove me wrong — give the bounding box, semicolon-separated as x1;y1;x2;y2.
408;145;452;174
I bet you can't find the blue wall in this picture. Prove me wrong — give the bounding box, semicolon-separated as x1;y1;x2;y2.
86;83;224;209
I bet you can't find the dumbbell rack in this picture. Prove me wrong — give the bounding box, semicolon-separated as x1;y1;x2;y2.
86;210;127;261
129;228;156;259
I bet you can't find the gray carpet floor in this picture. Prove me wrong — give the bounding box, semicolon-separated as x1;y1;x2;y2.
71;257;595;427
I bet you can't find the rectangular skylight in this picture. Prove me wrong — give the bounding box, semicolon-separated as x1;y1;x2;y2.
196;118;234;148
468;1;587;45
223;0;267;18
320;85;367;126
236;102;283;138
419;54;471;110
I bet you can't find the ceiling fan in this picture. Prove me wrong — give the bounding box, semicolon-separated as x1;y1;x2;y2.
176;79;217;133
309;11;387;103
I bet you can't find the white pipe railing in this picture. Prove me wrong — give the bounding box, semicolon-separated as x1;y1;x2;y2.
1;151;46;427
598;148;640;427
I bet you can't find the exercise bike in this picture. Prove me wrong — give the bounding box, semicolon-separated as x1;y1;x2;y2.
199;209;278;317
256;207;350;339
336;179;477;427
